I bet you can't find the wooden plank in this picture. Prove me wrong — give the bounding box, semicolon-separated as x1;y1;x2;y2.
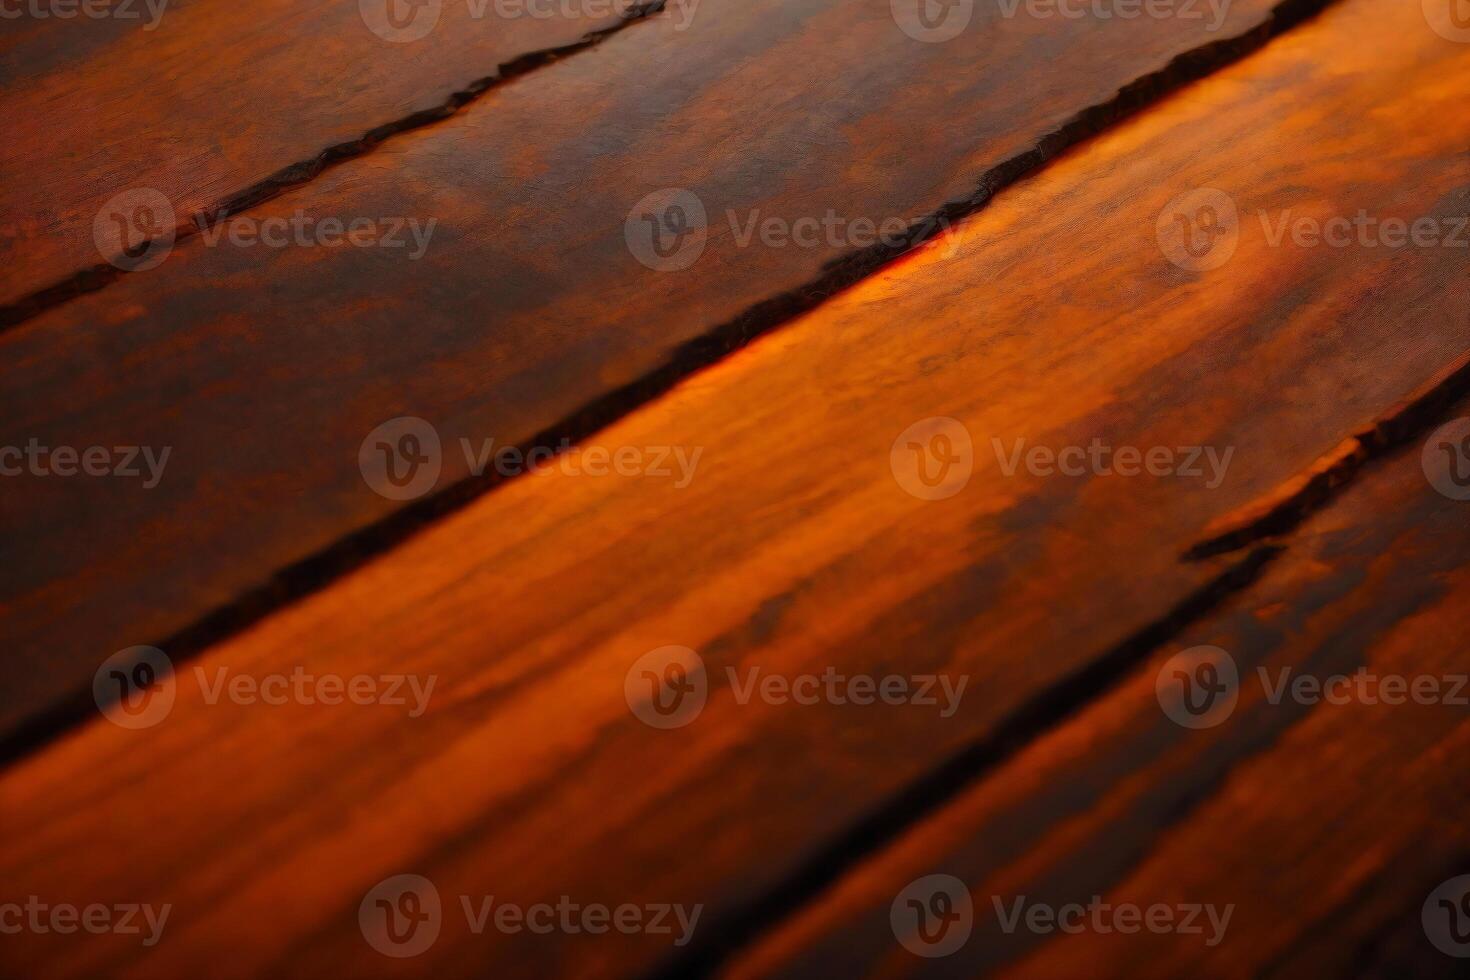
0;0;660;311
2;0;1468;975
0;0;1334;743
729;428;1470;978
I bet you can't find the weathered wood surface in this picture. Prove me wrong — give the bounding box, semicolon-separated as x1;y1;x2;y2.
0;0;1466;975
731;426;1470;978
0;0;1333;743
0;0;655;310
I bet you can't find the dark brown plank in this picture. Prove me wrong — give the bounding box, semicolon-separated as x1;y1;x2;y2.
0;0;1332;743
0;1;1466;976
731;417;1470;979
0;0;660;310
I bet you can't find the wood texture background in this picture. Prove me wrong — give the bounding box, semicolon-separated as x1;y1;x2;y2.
2;0;1468;975
0;0;1323;744
2;0;1468;976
